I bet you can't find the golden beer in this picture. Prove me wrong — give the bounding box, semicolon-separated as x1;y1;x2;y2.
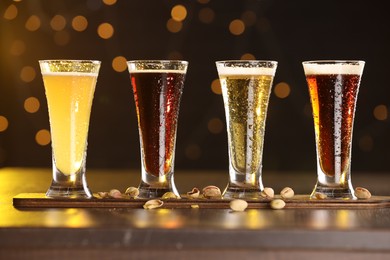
216;61;277;199
220;74;273;175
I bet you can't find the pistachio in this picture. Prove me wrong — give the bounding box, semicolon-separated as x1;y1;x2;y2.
355;187;371;199
202;185;222;199
229;199;248;212
270;199;286;210
280;187;295;199
314;192;327;200
191;204;199;209
109;189;122;198
260;187;274;199
125;187;139;198
187;187;200;198
161;191;180;199
97;191;109;198
143;199;164;209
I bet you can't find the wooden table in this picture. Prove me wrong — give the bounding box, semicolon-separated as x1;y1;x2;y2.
1;167;390;259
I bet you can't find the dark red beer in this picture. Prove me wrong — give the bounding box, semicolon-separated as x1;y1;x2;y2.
306;74;361;177
131;72;185;177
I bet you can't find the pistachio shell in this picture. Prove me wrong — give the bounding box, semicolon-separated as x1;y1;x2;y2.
202;185;222;199
109;189;122;198
229;199;248;212
260;187;274;199
143;199;164;209
314;192;327;200
187;187;200;198
125;187;139;198
161;192;180;199
280;187;294;199
270;199;286;209
97;191;109;198
355;187;371;199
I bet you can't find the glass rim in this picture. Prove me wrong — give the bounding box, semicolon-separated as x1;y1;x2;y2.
39;59;101;64
127;60;188;65
216;60;277;65
302;60;365;65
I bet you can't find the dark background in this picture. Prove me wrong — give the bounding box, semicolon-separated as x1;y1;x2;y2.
1;0;389;173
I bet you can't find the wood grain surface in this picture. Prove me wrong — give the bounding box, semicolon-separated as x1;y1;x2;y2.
13;193;390;209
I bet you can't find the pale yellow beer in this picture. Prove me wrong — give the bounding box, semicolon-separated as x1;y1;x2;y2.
39;60;100;198
42;72;98;175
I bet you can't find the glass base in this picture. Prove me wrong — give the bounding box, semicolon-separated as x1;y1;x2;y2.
222;185;263;200
46;181;93;198
46;166;92;198
137;180;180;199
310;183;356;200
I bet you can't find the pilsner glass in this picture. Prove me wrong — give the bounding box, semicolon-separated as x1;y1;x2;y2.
216;60;277;199
302;60;365;199
127;60;188;198
39;60;100;198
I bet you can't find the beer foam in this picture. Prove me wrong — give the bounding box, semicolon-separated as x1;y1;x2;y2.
128;69;187;74
42;72;99;77
217;67;276;76
303;63;364;75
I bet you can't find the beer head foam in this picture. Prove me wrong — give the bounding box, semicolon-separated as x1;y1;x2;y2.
41;72;99;77
217;67;276;76
129;68;186;74
129;69;187;74
303;62;364;75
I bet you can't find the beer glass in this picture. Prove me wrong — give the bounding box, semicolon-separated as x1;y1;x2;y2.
39;60;100;198
302;60;365;199
127;60;188;198
216;60;277;199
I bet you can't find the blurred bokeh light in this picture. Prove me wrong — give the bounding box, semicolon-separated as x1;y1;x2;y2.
0;0;389;174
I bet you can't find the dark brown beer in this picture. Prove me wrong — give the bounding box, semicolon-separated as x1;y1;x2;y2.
306;74;361;177
131;71;185;177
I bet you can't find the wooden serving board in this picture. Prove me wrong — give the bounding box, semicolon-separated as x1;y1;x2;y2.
12;193;390;209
